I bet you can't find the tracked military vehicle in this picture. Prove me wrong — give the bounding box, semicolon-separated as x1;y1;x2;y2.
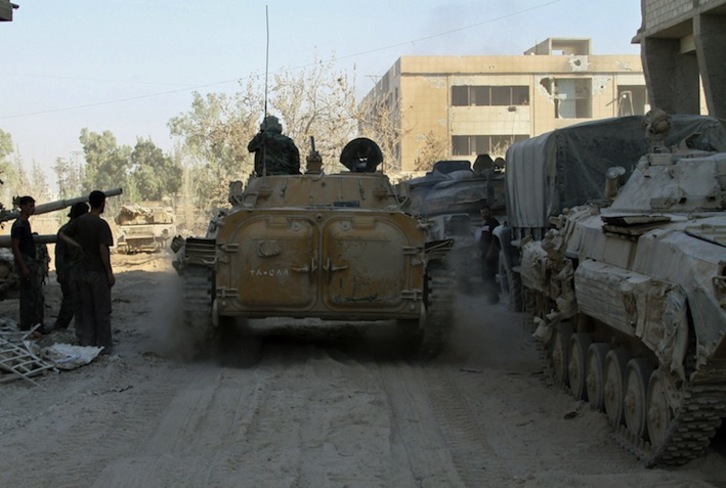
519;112;726;465
397;158;505;293
172;138;455;358
115;204;176;254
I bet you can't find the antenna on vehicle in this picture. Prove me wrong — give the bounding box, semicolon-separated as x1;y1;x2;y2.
262;5;270;177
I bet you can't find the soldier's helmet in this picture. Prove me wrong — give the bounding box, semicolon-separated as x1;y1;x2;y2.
261;115;283;133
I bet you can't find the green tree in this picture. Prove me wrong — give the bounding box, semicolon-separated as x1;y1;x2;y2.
79;129;131;194
169;83;262;207
129;138;182;202
29;160;52;203
53;154;84;200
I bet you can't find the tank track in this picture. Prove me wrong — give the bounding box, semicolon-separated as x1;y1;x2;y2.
181;264;214;351
534;327;726;465
613;380;726;467
419;260;456;359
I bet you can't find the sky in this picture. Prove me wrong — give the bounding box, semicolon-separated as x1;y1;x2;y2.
0;0;643;189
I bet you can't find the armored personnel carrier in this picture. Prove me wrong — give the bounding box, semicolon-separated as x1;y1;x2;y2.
172;138;455;358
114;204;176;254
397;158;505;293
519;112;726;465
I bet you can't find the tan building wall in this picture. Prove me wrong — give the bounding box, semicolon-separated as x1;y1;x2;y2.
362;38;645;172
633;0;726;119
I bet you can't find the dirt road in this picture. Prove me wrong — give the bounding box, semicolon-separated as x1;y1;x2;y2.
1;254;725;487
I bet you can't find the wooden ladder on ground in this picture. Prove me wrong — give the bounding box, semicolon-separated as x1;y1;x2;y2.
0;337;55;386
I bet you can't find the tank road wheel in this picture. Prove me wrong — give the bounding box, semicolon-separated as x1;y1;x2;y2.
567;333;592;400
646;369;674;448
585;343;610;411
623;358;654;440
603;349;630;428
549;323;573;388
498;249;522;312
419;260;456;360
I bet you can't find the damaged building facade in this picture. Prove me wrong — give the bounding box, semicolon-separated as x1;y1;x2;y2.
361;37;645;172
633;0;726;120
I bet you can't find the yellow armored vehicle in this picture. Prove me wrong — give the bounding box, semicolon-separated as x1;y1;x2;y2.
114;204;176;254
518;112;726;465
172;138;454;358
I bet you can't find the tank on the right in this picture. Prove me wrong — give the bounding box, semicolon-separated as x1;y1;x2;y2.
521;110;726;466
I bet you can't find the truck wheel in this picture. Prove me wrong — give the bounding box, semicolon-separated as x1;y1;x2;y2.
498;249;522;312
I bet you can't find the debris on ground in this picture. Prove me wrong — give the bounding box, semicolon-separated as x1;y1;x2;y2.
0;318;103;385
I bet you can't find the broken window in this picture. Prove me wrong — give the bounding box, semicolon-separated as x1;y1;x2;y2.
541;78;592;119
617;85;648;116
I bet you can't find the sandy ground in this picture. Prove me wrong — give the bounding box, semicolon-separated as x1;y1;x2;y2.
1;252;726;487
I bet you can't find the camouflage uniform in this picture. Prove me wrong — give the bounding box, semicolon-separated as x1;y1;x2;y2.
248;116;301;176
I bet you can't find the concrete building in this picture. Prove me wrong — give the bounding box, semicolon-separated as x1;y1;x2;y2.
632;0;726;119
361;38;645;172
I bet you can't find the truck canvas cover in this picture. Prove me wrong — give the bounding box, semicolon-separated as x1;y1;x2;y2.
505;115;726;229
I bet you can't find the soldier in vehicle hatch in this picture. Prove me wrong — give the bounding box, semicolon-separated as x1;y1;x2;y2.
247;115;301;176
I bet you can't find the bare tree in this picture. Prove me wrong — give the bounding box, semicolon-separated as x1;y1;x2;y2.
270;55;359;173
413;131;448;172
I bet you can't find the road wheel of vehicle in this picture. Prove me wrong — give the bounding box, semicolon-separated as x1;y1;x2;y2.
623;358;653;440
603;349;630;428
568;333;591;400
498;249;522;312
550;323;573;388
585;343;610;411
646;369;674;448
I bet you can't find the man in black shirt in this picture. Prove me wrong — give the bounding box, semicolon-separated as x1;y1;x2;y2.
11;195;46;333
60;191;115;353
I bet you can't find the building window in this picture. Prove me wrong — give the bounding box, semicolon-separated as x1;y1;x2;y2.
451;85;529;106
452;134;529;156
540;77;592;118
617;85;648;116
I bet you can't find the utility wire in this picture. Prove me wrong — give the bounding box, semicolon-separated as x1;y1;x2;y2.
0;0;561;120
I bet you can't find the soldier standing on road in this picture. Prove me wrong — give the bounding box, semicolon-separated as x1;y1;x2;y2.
60;191;115;354
53;202;89;341
11;195;47;335
479;204;500;305
247;115;301;176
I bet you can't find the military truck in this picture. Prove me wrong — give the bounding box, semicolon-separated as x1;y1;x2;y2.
114;204;176;254
504;112;726;465
397;158;505;292
172;138;455;359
